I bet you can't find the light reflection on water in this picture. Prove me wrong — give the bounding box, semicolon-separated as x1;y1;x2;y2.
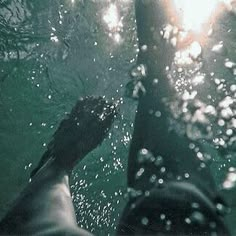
172;0;220;32
159;1;236;160
102;1;132;44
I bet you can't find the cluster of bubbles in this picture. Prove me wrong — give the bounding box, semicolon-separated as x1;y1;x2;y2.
126;146;232;234
137;209;218;233
168;91;236;150
124;2;236;195
158;14;236;156
125;63;147;99
102;1;132;44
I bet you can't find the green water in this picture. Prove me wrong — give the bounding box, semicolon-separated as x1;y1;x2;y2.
0;0;235;235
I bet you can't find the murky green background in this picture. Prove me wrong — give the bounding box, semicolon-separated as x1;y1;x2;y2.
0;0;235;235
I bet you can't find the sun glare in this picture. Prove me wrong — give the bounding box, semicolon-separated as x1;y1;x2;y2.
103;3;124;44
172;0;220;32
103;4;120;31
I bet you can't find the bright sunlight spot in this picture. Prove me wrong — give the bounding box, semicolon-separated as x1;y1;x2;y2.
103;4;120;31
173;0;220;32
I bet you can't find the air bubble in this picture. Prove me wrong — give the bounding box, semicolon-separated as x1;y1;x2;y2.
189;41;202;60
160;214;166;220
135;168;145;179
141;217;149;226
155;156;163;166
138;149;155;163
155;111;162;118
165;220;172;231
185;218;191;224
184;173;190;179
160;167;166;173
153;78;159;85
150;174;157;183
141;45;148;52
190;211;206;225
224;59;236;75
216;203;230;216
226;129;233;136
189;143;195;149
230;84;236;92
222;167;236;190
209;222;216;229
191;202;200;209
127;187;142;198
212;41;227;55
218;119;225;127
